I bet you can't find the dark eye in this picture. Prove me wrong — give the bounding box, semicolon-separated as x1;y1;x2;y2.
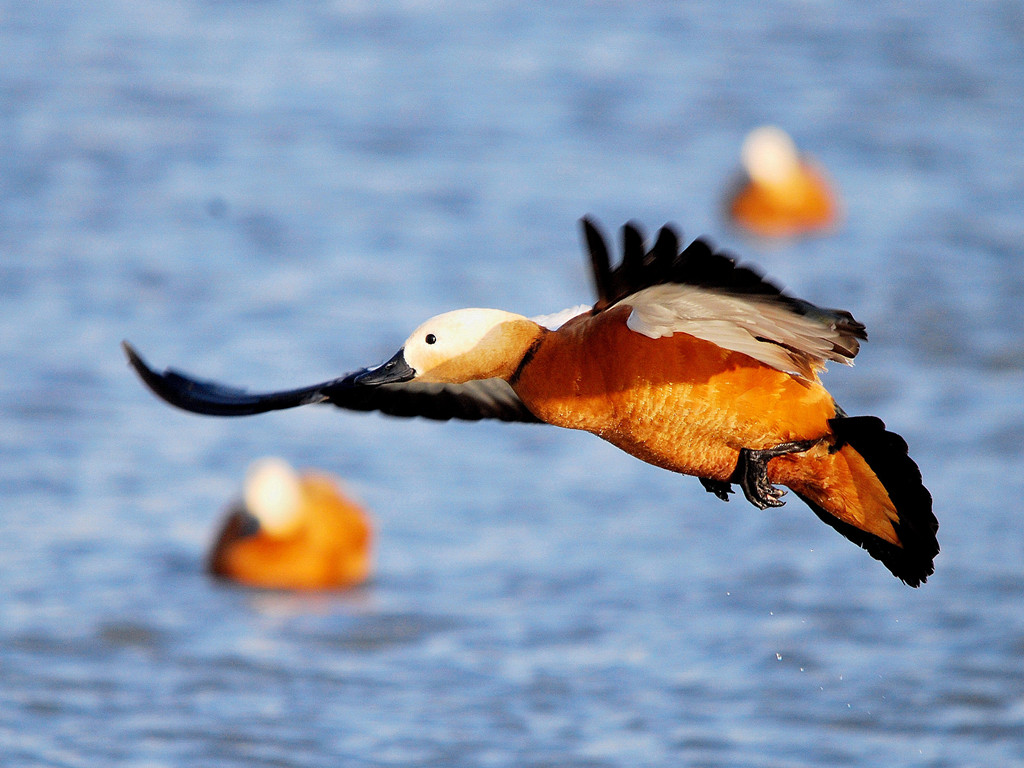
425;334;436;345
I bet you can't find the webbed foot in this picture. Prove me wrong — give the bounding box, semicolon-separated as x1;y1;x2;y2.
734;439;822;510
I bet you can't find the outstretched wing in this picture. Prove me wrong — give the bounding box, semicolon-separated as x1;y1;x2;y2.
122;342;541;423
581;218;866;378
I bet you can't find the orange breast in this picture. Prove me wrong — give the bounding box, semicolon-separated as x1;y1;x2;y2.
513;307;837;481
728;163;837;238
208;474;372;590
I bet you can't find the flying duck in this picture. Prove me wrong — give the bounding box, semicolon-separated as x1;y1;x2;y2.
208;457;372;590
725;126;840;238
125;218;937;586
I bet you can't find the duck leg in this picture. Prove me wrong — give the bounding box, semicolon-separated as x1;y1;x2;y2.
733;438;823;510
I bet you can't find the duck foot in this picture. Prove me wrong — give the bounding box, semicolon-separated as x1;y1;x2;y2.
699;477;734;501
734;439;822;510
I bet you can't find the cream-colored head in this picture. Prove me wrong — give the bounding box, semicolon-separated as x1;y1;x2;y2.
741;126;801;187
243;457;303;536
401;308;543;384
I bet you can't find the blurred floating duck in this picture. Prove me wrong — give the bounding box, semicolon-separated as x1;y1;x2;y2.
208;457;372;590
125;217;937;586
726;126;839;238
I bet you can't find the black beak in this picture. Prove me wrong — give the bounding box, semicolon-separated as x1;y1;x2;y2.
233;507;262;538
352;349;416;386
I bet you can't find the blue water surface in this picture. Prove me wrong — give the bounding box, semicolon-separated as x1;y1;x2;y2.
2;2;1023;766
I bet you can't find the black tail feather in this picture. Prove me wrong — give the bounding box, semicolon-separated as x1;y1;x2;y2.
805;415;938;587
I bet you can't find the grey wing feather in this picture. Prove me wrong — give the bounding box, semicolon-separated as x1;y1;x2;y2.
581;218;867;378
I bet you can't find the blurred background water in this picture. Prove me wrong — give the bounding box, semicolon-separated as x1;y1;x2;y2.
2;2;1023;766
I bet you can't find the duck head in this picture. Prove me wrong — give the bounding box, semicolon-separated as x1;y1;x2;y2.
242;457;304;537
355;308;543;385
741;125;801;189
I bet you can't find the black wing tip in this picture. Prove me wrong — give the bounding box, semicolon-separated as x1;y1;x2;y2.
122;340;173;401
122;340;211;414
122;341;285;416
580;216;792;310
580;217;613;310
121;339;144;370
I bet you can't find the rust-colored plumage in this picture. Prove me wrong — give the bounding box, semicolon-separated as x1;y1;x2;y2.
516;306;839;476
517;308;920;565
125;217;938;586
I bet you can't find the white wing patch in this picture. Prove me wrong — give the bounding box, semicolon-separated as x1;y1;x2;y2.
531;304;590;330
620;284;859;378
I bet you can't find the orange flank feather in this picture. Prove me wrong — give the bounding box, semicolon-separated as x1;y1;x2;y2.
208;459;372;590
515;306;838;480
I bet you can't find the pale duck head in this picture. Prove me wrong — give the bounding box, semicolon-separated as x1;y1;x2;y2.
243;457;304;537
355;308;542;385
741;126;801;188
